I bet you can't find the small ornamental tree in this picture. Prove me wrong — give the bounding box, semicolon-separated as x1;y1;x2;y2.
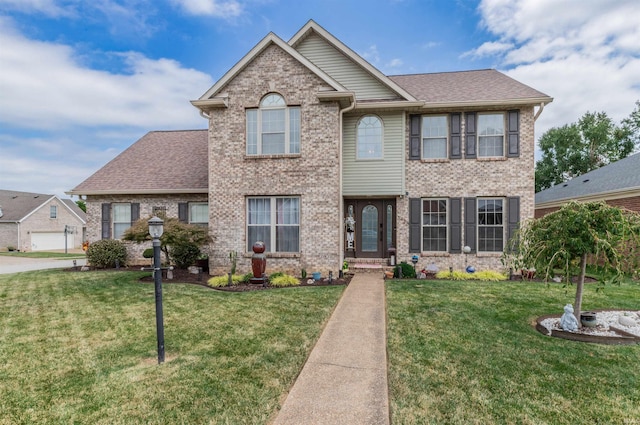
503;201;640;323
122;216;212;266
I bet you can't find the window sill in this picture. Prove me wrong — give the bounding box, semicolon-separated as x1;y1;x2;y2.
476;157;507;161
245;154;301;160
420;158;449;163
243;252;301;259
419;252;450;257
476;252;503;257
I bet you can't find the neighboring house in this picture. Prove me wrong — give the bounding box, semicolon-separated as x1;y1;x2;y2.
69;20;552;275
535;152;640;217
0;190;86;251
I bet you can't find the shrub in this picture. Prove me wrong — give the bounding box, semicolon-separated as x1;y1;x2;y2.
172;242;201;269
268;272;284;282
394;262;417;279
86;239;127;269
207;274;244;288
142;248;154;259
435;270;507;281
270;274;300;287
241;273;253;283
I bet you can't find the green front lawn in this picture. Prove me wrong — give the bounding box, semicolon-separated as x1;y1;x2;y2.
386;278;640;424
0;270;344;424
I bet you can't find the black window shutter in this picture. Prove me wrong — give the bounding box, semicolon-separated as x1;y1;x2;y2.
409;198;422;252
101;203;111;239
130;203;140;223
507;110;520;157
465;112;476;159
178;203;189;223
449;113;462;159
409;115;421;160
507;196;520;250
464;197;477;252
449;198;462;253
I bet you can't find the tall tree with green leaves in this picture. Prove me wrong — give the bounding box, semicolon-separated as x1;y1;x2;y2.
535;103;640;192
503;202;640;323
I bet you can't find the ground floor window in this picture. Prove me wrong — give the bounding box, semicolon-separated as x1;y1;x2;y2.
113;203;132;239
247;196;299;252
189;203;208;226
422;198;447;251
478;198;504;252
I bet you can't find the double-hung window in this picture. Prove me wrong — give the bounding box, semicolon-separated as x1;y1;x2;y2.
422;199;447;251
478;198;504;252
247;94;300;155
189;203;208;226
478;113;505;157
247;196;300;252
113;203;132;239
50;205;57;219
422;115;447;159
356;115;383;159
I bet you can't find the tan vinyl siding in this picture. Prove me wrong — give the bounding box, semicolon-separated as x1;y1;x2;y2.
343;112;404;196
296;33;399;101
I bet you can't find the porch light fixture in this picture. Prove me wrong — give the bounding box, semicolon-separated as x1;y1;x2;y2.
148;216;165;364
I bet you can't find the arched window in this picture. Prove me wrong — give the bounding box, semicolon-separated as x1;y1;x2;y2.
246;93;300;155
357;115;383;159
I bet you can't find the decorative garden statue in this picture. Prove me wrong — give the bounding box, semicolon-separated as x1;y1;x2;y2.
560;304;579;331
250;241;267;285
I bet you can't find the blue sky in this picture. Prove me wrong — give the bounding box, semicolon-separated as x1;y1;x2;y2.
1;0;639;198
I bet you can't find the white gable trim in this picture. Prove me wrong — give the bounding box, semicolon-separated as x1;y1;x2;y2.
196;32;347;101
289;20;417;102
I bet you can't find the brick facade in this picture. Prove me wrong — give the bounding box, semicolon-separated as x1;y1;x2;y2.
402;106;536;272
206;44;342;275
85;193;208;265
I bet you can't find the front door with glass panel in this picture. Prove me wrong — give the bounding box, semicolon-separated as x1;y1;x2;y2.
344;199;395;258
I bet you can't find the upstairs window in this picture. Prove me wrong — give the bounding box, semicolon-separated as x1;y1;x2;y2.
50;205;57;219
247;94;300;155
478;113;505;157
422;115;448;159
357;115;383;159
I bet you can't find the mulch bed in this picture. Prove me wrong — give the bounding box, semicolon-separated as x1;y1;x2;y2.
69;266;352;292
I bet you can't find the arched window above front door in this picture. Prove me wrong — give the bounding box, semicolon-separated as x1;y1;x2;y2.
356;115;383;159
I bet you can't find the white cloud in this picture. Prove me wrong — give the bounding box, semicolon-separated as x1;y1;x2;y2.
473;0;640;150
0;0;75;17
170;0;243;18
386;58;403;68
361;44;380;65
0;18;212;131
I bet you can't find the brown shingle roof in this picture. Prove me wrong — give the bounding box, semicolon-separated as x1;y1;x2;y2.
388;69;551;105
69;130;208;195
0;190;54;222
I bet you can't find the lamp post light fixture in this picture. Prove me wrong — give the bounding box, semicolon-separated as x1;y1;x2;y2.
148;216;165;364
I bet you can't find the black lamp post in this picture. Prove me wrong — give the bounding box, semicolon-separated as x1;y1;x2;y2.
148;216;165;364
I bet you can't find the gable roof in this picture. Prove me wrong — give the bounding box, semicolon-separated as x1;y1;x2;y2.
389;69;552;107
289;20;417;102
0;190;86;223
68;130;208;196
193;30;349;109
535;152;640;207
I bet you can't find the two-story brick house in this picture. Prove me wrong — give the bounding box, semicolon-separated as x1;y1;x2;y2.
70;20;552;275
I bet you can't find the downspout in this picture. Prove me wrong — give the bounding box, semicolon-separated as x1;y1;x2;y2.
533;102;545;122
338;97;356;270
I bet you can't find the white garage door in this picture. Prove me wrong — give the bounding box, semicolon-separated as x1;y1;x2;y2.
31;232;74;251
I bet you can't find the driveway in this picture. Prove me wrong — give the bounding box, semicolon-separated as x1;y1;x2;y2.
0;255;87;275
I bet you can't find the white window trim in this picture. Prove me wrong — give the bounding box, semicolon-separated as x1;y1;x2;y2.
112;203;132;240
421;115;448;160
477;112;506;158
189;202;208;225
421;198;448;252
477;197;505;252
246;196;300;253
247;94;300;156
356;114;384;160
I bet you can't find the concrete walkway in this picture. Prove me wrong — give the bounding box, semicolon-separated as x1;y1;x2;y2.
272;272;389;425
0;255;87;274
